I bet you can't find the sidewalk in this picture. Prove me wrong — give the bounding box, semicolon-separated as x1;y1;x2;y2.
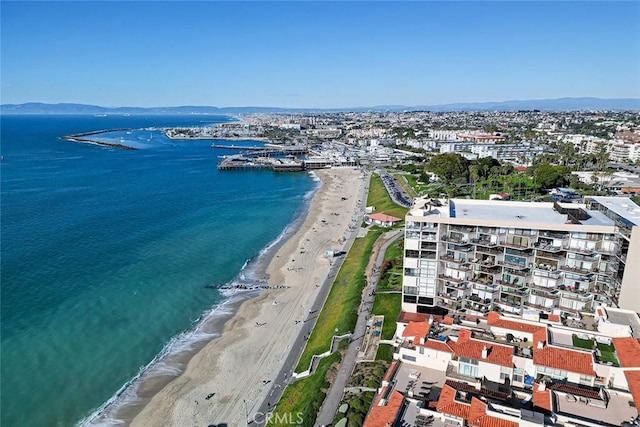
314;229;403;426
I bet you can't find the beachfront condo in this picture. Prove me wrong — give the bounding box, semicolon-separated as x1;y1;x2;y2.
401;196;640;318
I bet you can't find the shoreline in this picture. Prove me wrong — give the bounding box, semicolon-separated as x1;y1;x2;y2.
79;172;321;426
127;167;366;426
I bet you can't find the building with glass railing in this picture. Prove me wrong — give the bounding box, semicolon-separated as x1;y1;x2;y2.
401;196;640;317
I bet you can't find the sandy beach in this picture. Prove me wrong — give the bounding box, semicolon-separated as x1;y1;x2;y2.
130;167;367;426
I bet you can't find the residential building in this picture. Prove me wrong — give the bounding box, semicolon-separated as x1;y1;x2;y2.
363;308;640;427
401;196;640;317
365;212;403;228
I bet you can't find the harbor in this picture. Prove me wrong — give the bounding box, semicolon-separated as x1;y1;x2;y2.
214;143;310;171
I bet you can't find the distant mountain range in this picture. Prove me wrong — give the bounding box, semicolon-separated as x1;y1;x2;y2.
2;98;639;114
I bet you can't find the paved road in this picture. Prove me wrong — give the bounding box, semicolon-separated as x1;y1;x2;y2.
249;170;371;426
315;229;403;427
376;168;412;208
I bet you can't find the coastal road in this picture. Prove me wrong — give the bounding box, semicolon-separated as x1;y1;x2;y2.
315;229;403;426
249;169;371;426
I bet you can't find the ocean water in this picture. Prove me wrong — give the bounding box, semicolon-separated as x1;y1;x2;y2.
0;115;316;427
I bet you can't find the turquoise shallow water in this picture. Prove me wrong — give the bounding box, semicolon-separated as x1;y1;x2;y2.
0;115;315;427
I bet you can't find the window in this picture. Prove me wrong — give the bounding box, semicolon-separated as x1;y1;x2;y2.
403;295;417;304
458;359;479;378
513;368;524;383
537;366;567;380
500;366;512;381
402;354;416;362
404;286;418;295
419;347;424;355
579;374;593;386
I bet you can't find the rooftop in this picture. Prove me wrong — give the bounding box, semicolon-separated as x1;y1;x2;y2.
533;343;596;376
612;337;640;368
362;390;404;427
625;371;640;408
588;196;640;225
452;329;514;367
402;321;431;339
410;198;617;228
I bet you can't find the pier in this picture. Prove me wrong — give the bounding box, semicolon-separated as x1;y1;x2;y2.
211;143;309;156
217;153;305;171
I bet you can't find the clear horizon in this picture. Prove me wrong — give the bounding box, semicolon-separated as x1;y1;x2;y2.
2;1;639;108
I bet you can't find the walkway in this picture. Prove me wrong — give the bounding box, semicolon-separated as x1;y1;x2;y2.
314;228;403;426
249;170;372;426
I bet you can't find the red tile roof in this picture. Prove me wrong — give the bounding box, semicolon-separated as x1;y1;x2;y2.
368;212;402;223
468;398;518;427
436;384;470;419
546;314;560;323
468;398;488;425
398;311;431;324
612;337;640;368
363;390;404;427
624;371;640;408
451;329;514;367
422;338;454;353
402;321;430;339
458;329;472;341
443;316;454;325
532;382;553;412
382;361;398;383
533;345;595;376
486;311;544;334
533;328;548;346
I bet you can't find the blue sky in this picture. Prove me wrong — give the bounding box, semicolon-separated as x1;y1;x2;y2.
2;1;639;108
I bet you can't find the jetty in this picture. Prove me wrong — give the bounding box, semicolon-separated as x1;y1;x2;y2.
62;128;137;150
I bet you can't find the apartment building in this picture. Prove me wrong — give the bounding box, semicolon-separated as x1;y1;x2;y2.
363;308;640;427
401;196;640;317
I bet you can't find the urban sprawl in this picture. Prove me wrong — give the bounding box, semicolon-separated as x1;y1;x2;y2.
170;109;640;427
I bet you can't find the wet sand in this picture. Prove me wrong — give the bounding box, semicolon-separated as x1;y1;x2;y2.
129;167;367;426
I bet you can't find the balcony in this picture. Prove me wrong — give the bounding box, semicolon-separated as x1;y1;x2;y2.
500;286;528;297
530;288;559;299
594;245;618;256
498;260;529;271
528;282;559;293
421;233;439;241
535;251;565;262
447;263;473;272
471;238;498;248
466;294;493;306
523;300;557;310
471;282;499;293
560;264;595;275
475;246;503;256
438;274;464;284
532;264;561;275
540;231;569;240
441;255;467;264
449;225;474;233
473;257;499;267
478;227;499;234
567;246;598;256
497;279;526;289
560;291;594;302
496;298;523;311
501;240;534;250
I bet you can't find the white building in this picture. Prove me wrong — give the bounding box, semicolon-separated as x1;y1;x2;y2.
400;196;640;317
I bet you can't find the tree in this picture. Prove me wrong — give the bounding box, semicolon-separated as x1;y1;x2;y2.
425;153;470;184
532;164;570;189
